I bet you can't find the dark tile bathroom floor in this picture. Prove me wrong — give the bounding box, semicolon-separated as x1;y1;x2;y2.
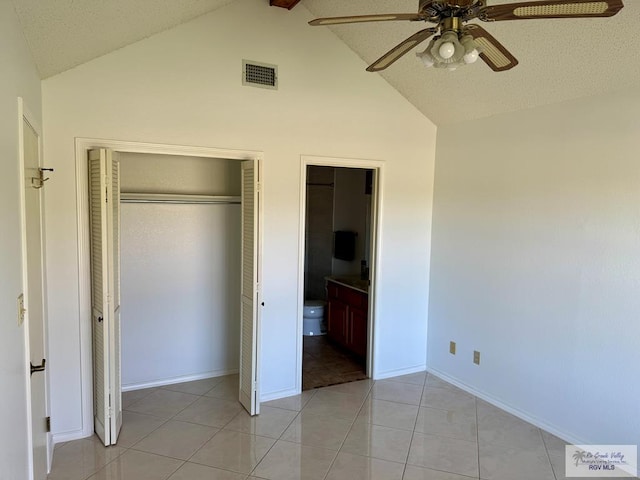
302;335;367;390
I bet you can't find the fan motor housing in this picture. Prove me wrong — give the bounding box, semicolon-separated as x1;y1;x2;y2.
420;0;486;22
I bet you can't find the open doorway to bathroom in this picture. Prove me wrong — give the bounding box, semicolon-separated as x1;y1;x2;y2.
301;164;377;390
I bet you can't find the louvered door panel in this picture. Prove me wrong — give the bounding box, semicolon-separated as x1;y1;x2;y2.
108;154;122;442
88;148;122;445
239;160;260;415
88;149;110;444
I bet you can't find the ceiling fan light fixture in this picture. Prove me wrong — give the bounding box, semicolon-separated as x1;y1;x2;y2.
416;38;437;67
310;0;624;74
439;41;456;59
418;29;482;70
417;52;435;67
460;33;482;64
431;31;465;64
463;49;479;64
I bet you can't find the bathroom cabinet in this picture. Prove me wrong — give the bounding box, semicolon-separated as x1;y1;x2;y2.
326;279;368;358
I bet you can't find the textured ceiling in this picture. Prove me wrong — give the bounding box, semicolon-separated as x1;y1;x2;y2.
11;0;639;124
12;0;235;78
302;0;639;124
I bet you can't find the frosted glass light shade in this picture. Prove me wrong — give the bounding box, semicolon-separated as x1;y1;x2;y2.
420;55;434;67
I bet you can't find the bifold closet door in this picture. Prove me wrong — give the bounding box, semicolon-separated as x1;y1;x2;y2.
239;159;261;415
88;148;122;445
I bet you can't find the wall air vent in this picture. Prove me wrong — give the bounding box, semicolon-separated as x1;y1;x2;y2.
243;60;278;90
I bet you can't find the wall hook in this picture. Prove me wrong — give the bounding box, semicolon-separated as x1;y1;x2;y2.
32;167;54;189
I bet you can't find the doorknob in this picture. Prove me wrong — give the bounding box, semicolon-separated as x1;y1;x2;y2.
30;359;46;376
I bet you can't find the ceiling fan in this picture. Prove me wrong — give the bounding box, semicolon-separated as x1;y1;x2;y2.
309;0;624;72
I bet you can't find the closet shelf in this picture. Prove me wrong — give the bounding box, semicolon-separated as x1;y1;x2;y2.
120;193;241;205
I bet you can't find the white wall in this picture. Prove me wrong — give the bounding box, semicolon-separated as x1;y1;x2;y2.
120;152;241;388
121;202;240;389
429;87;640;446
332;168;369;277
120;153;241;388
304;166;334;301
42;0;437;440
0;1;42;477
119;153;241;195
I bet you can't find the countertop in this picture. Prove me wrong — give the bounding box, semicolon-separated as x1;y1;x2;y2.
325;275;369;294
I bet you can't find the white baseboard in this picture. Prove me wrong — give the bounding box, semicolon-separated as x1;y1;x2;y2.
374;364;427;381
122;368;238;392
52;429;91;445
428;369;640;477
426;367;589;446
259;363;427;403
260;387;299;403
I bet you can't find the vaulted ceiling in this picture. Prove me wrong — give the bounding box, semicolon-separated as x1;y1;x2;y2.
303;0;638;124
11;0;639;124
12;0;235;79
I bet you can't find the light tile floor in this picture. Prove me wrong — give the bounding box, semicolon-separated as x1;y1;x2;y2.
48;372;636;480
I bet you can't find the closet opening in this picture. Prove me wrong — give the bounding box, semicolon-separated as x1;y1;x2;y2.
119;153;242;392
79;140;262;445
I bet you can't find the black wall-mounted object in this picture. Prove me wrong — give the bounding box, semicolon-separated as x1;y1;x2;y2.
333;231;357;261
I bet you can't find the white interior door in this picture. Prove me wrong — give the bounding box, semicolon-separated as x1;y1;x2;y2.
88;148;122;445
22;117;48;479
239;159;261;415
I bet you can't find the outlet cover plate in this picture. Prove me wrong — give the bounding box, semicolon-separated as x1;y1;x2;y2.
473;350;480;365
449;341;456;355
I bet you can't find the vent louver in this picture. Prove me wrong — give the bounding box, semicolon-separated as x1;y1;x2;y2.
243;60;278;90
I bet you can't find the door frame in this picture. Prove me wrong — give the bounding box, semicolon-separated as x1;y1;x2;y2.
296;155;384;393
75;138;263;438
18;97;53;476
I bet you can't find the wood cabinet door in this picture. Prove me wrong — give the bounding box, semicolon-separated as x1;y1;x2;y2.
327;298;348;347
349;306;368;358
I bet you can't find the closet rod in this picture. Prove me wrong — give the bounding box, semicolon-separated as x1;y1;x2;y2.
120;193;241;205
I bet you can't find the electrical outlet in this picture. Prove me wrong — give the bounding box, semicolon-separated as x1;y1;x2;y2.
449;341;456;355
17;294;26;326
473;350;480;365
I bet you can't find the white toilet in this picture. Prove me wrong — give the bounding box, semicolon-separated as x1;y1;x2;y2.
303;300;326;336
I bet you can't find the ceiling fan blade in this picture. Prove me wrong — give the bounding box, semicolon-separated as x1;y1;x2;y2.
309;13;426;26
479;0;624;22
367;28;438;72
465;25;519;72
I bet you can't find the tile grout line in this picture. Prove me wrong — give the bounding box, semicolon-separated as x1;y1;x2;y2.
244;393;307;479
538;428;560;480
124;386;205;453
317;378;375;480
121;379;235;477
402;373;427;479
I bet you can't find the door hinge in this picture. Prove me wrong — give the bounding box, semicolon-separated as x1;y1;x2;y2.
46;417;51;433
